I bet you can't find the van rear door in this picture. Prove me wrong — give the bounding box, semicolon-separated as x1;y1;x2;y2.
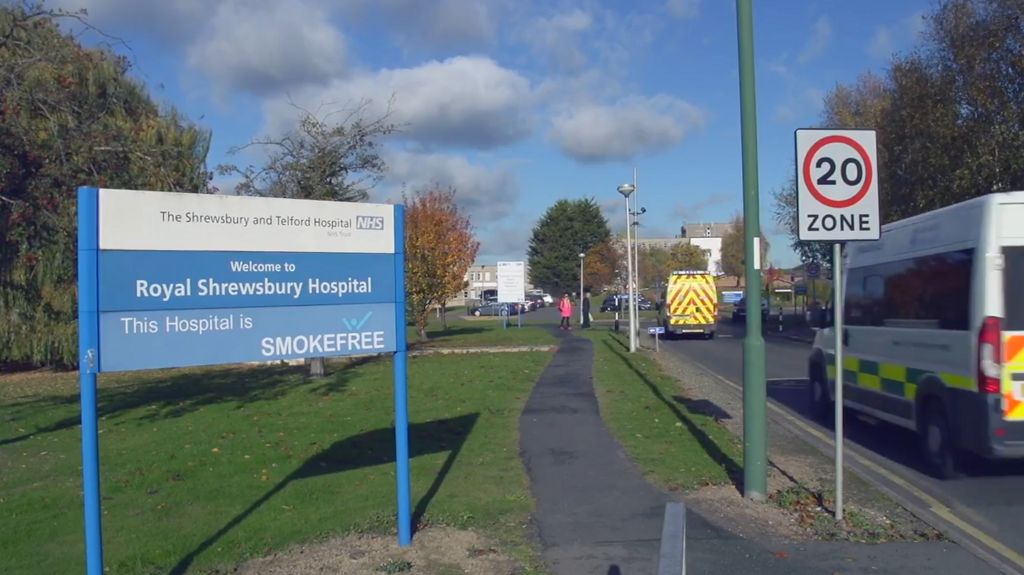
1002;244;1024;421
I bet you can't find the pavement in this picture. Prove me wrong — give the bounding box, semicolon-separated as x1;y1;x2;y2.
517;318;997;574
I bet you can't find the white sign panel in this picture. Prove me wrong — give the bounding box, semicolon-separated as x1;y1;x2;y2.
98;188;395;253
497;261;525;303
796;129;880;241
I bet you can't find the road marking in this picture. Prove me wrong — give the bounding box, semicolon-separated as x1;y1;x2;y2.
685;355;1024;574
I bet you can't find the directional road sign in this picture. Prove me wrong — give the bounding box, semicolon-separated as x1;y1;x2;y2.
796;129;880;241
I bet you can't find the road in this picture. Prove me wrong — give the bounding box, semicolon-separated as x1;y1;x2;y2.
656;319;1024;573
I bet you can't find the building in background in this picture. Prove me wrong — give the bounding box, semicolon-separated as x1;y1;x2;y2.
622;222;731;277
451;262;534;307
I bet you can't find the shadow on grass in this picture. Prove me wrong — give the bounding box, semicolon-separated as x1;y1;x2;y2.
169;413;479;575
601;338;743;491
0;357;379;447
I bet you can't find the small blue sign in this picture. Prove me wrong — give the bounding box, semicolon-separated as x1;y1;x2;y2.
648;326;666;335
806;262;821;278
721;291;744;304
99;251;396;311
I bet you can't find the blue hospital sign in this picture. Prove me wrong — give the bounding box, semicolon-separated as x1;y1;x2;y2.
90;188;400;372
76;187;412;574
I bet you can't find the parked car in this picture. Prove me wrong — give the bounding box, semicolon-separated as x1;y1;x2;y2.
731;298;768;322
600;295;621;312
526;294;546;308
601;294;653;312
470;302;503;316
470;302;524;316
637;295;655;311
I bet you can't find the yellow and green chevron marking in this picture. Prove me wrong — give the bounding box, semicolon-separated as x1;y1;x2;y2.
825;354;974;400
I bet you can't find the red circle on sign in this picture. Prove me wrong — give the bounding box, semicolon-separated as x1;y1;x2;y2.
802;135;873;209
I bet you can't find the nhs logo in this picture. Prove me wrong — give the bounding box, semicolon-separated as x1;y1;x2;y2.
356;216;385;230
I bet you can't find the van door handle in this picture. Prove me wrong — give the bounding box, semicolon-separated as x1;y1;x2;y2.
843;328;849;347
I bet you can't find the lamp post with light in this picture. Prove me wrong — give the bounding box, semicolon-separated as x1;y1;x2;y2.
617;183;637;352
578;252;585;325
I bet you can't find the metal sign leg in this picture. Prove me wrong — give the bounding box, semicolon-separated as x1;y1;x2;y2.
833;242;844;522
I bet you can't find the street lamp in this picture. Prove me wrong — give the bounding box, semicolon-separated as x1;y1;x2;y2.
630;205;646;344
579;252;585;325
617;183;637;352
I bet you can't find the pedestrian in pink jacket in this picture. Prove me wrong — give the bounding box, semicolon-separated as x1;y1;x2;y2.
559;293;573;330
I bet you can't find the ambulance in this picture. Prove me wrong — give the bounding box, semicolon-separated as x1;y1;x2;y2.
808;191;1024;477
658;270;718;339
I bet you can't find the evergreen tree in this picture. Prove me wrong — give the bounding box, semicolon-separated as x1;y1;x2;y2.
527;198;611;296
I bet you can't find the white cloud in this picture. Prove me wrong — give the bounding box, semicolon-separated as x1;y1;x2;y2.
525;9;594;72
672;192;733;222
666;0;700;19
383;150;519;224
798;16;831;63
186;0;346;95
343;0;500;50
477;223;532;261
549;95;707;163
50;0;208;42
868;25;894;60
262;56;533;149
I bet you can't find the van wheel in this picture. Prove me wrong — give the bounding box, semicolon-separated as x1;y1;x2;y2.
473;310;481;317
706;331;715;340
921;400;957;479
809;364;833;422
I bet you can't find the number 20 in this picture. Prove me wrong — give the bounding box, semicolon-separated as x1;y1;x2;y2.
815;157;863;186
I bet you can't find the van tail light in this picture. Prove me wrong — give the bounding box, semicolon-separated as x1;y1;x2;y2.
978;316;1002;394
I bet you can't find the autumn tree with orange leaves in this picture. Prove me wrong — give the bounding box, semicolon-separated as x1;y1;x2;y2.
582;240;621;292
405;186;480;340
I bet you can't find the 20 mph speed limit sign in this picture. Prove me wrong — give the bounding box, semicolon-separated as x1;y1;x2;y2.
796;129;880;241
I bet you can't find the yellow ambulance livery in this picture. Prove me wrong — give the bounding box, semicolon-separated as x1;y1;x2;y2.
659;270;718;339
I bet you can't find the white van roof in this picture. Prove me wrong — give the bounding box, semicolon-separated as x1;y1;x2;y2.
847;191;1024;266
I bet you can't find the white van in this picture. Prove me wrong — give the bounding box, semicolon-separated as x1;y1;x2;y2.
808;192;1024;477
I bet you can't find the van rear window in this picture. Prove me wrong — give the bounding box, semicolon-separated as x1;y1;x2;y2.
1005;247;1024;331
844;249;973;330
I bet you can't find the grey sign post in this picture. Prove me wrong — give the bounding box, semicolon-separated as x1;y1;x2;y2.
796;128;880;522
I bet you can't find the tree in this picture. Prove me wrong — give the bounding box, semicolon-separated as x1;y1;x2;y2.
582;240;621;292
405;186;479;341
0;4;213;368
638;245;672;288
668;243;709;272
219;99;396;202
774;0;1024;262
638;243;709;288
527;198;611;295
719;215;768;286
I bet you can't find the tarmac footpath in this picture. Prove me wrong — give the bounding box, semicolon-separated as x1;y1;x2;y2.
518;329;997;575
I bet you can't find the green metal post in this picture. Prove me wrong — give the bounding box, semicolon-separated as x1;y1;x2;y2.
736;0;767;501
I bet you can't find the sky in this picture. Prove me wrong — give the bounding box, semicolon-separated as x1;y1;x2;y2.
52;0;932;267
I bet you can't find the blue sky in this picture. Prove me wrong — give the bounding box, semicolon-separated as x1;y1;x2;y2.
56;0;931;267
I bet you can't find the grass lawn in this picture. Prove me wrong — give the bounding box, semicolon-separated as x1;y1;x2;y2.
407;311;557;349
580;330;743;492
0;351;552;575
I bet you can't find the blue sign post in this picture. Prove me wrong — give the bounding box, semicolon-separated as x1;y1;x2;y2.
76;187;412;574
